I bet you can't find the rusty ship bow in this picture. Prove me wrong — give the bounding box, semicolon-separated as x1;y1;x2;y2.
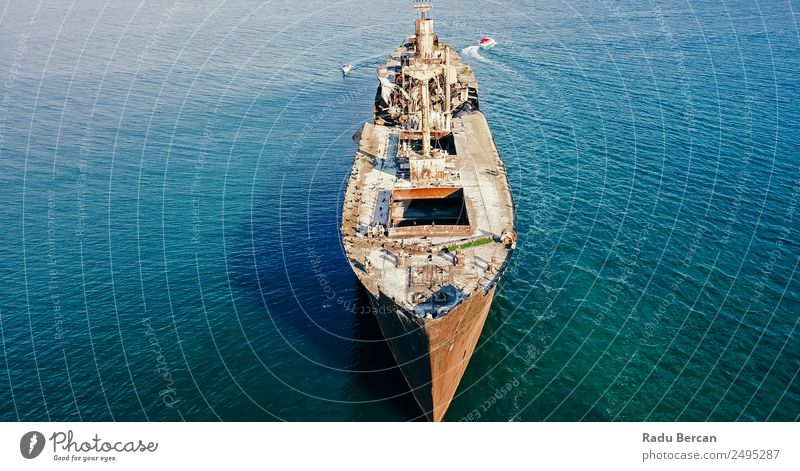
341;3;516;421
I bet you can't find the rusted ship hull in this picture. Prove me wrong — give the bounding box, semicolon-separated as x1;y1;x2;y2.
341;3;516;422
367;285;496;421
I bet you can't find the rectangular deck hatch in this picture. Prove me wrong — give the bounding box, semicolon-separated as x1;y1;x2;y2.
388;187;471;236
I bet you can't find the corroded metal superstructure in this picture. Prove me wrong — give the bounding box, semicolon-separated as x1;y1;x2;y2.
341;3;515;421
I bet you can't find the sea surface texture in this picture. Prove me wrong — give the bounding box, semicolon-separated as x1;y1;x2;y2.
0;0;798;421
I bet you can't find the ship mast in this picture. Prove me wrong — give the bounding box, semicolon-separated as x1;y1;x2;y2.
414;2;434;61
413;1;434;158
403;1;448;182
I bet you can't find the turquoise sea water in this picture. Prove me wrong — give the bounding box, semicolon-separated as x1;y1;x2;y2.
0;0;798;421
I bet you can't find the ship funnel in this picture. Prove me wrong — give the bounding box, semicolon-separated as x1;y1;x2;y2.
413;2;435;61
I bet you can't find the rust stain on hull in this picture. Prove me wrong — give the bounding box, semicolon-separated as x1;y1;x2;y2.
368;286;495;421
427;286;495;421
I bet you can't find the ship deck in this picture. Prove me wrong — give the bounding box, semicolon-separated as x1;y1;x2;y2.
342;110;515;319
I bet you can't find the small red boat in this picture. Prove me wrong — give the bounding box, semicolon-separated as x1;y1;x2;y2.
478;37;496;48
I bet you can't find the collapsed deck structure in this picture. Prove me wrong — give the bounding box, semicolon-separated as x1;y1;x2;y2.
341;3;516;421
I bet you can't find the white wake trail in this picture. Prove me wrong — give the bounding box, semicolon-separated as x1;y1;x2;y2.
461;45;490;63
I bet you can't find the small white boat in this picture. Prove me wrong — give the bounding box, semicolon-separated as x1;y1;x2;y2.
341;62;353;75
477;37;496;48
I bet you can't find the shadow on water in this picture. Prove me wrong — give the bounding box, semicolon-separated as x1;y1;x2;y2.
231;221;422;420
346;282;426;422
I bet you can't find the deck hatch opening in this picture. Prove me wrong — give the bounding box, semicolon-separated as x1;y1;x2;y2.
390;187;469;227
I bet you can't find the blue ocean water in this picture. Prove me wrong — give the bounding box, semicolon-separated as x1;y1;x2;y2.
0;0;798;421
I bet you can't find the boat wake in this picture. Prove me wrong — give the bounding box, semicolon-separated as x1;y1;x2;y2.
461;45;490;63
341;52;398;75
